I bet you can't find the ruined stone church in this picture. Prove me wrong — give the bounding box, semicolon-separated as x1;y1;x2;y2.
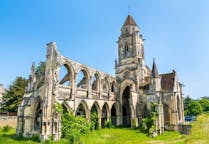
16;15;185;140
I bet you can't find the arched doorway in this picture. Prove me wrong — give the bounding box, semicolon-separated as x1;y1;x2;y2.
111;103;117;126
76;103;86;118
34;101;42;131
122;86;131;127
90;102;99;130
101;103;108;128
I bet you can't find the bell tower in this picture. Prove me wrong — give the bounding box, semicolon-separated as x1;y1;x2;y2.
115;15;147;86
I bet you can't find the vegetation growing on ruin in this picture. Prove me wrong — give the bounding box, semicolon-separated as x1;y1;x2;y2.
1;113;209;144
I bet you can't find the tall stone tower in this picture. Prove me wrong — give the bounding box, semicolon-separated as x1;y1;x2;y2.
115;15;147;87
115;15;149;127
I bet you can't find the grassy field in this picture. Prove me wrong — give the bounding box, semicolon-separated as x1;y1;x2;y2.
0;113;209;144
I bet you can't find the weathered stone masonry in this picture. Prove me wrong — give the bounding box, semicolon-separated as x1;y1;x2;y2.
16;15;185;141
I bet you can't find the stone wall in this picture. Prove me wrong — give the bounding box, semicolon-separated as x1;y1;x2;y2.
0;116;17;128
165;124;192;135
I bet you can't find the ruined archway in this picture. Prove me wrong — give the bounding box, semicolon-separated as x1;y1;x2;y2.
33;98;42;132
90;101;100;130
91;73;99;92
101;103;108;127
122;86;131;127
76;69;89;90
111;103;117;126
76;103;87;118
59;64;73;87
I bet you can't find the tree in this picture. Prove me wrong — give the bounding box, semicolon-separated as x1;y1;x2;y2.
187;101;203;116
35;61;46;89
184;96;193;116
2;77;27;113
199;98;209;112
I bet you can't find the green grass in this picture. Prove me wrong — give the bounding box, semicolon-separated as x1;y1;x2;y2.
185;113;209;144
0;113;209;144
79;128;185;144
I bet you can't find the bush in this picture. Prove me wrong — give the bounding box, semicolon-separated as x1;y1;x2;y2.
61;113;90;143
105;120;113;128
131;119;136;129
2;125;12;132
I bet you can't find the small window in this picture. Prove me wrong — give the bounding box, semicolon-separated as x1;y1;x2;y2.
125;44;129;57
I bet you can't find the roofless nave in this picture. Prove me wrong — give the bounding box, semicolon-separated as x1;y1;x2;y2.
16;15;185;141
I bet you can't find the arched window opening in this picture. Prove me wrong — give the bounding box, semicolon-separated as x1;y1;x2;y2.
111;82;115;93
111;104;117;126
76;103;86;117
102;78;108;93
125;44;129;57
101;104;108;128
91;74;99;91
34;102;42;131
77;70;88;89
59;64;72;86
122;86;131;127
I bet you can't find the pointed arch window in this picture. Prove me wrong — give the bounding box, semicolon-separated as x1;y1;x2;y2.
124;44;129;57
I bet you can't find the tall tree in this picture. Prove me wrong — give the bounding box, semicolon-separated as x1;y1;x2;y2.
2;77;27;113
199;98;209;112
35;61;46;89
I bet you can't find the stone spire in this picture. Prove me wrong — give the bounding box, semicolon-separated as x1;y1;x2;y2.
123;15;137;27
152;58;159;78
31;62;35;77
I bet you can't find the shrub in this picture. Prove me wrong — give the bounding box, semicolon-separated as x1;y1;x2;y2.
61;112;90;143
131;119;136;129
2;125;12;132
105;120;113;128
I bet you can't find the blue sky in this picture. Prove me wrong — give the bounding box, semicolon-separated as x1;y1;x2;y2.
0;0;209;99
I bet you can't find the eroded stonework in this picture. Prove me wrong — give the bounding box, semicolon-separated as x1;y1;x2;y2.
16;15;184;141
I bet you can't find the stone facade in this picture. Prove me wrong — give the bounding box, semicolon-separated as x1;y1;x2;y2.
16;15;185;141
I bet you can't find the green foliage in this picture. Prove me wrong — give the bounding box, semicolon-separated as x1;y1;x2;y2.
104;120;113;128
184;96;193;116
131;118;136;129
35;61;46;89
199;98;209;112
140;103;157;135
54;102;63;114
61;112;90;143
2;125;12;132
90;106;100;130
187;100;203;116
2;77;27;113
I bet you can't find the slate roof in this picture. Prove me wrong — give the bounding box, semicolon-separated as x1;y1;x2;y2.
160;72;175;92
123;15;137;26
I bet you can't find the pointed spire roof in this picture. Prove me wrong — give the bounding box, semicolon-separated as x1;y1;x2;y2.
152;58;159;78
30;62;35;77
123;15;137;27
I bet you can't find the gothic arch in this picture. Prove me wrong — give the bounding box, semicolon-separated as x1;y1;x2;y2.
90;101;101;115
91;73;100;92
111;103;117;126
29;96;42;132
58;63;75;87
101;103;109;127
76;100;89;118
76;67;90;90
119;79;136;98
101;77;109;93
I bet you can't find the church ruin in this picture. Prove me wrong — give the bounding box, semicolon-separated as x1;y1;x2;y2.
16;15;185;141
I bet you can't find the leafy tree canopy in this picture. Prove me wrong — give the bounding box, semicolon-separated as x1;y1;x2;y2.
2;77;27;113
